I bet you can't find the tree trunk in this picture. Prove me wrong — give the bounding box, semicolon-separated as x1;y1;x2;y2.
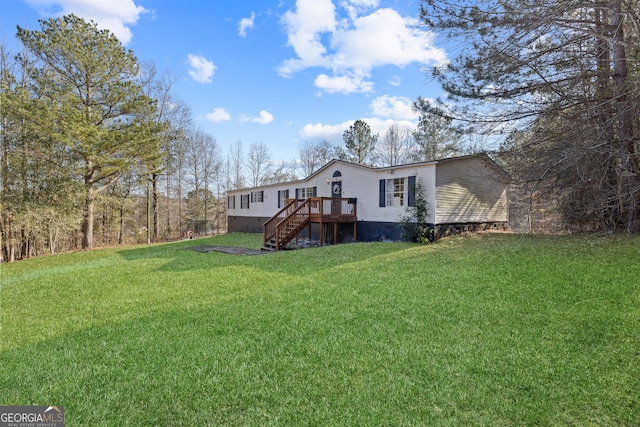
82;186;95;249
118;205;124;245
165;173;172;237
610;0;639;232
152;173;159;241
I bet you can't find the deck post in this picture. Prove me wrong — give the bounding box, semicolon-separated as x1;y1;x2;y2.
353;201;357;241
262;197;356;250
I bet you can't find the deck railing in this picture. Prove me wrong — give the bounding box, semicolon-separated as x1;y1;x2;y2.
263;198;357;250
263;198;299;247
311;197;357;218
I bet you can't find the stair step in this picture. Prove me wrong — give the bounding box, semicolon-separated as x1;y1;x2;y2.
264;205;312;251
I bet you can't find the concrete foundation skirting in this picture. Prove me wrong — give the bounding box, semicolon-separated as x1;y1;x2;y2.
228;216;509;243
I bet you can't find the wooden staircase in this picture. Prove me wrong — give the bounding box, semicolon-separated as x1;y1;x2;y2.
262;199;311;251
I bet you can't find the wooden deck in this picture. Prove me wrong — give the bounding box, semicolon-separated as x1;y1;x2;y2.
262;197;357;251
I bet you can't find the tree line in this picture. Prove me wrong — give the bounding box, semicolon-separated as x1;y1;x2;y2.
1;16;221;260
0;14;471;261
246;0;640;235
418;0;640;233
0;16;262;260
4;0;637;260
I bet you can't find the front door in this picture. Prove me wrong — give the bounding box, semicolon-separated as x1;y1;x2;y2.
331;181;342;214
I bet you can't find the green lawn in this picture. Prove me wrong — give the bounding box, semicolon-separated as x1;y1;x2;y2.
1;233;639;426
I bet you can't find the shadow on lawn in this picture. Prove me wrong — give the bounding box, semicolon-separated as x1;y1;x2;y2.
0;303;337;425
116;234;415;276
2;299;445;425
3;277;637;427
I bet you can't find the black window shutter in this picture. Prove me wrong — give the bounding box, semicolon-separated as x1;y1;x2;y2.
408;176;416;207
277;191;281;208
379;179;386;207
312;187;317;197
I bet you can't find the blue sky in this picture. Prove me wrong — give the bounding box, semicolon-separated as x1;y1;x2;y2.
0;0;448;162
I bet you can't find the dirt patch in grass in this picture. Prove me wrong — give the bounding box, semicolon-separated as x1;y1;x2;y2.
182;245;267;255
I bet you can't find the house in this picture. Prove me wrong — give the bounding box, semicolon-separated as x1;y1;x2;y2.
226;154;510;250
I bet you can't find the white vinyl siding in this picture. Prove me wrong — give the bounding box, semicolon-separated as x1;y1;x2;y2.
228;159;482;225
435;158;508;224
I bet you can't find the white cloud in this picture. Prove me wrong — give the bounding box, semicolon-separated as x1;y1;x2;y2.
389;75;402;86
340;0;379;21
279;1;447;94
314;73;373;94
205;108;231;122
187;54;216;83
300;117;417;143
246;110;274;125
331;9;446;70
300;121;352;141
348;0;379;6
370;95;419;120
238;12;255;37
279;0;336;75
365;117;417;137
24;0;148;45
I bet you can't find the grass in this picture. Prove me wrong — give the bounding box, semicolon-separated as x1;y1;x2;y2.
1;232;639;426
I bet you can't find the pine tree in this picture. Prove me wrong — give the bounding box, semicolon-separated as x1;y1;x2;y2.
412;112;461;161
17;15;163;248
340;119;378;165
418;0;640;232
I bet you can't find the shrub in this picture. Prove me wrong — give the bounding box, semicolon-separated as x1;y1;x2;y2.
399;178;433;243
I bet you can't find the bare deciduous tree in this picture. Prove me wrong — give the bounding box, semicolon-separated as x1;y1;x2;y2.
246;141;272;187
418;0;640;232
228;140;246;190
298;140;336;176
377;123;415;166
184;128;221;222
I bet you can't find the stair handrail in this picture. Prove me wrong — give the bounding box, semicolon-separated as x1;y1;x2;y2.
274;199;311;250
263;197;357;250
263;198;299;247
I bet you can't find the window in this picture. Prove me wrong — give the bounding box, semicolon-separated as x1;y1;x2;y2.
332;171;342;177
296;186;316;198
379;176;416;207
251;190;264;203
278;190;289;208
387;178;405;207
241;194;250;209
227;195;236;209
